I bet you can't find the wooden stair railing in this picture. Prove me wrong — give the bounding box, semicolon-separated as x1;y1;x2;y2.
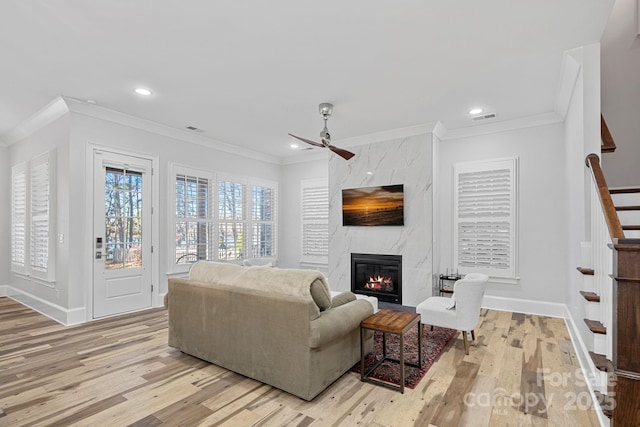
586;153;625;240
601;114;617;153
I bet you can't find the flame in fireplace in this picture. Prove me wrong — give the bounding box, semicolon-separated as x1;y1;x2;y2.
365;275;394;292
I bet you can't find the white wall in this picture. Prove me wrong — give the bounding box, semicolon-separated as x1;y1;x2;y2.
68;112;282;319
0;146;9;289
4;99;283;323
279;157;328;270
436;123;568;303
431;131;442;294
601;0;640;186
328;134;433;307
7;112;71;320
563;45;602;324
564;65;587;319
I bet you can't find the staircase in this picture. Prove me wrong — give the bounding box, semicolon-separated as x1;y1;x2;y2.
611;188;640;238
577;117;640;426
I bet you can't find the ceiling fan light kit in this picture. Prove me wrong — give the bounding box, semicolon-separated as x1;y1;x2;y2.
288;103;356;161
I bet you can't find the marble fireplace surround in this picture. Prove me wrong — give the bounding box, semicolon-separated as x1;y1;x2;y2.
328;133;433;307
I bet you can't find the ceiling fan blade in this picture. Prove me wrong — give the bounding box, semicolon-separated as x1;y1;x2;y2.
288;133;324;148
328;145;356;160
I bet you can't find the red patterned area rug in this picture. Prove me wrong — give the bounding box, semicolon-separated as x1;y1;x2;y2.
351;324;457;389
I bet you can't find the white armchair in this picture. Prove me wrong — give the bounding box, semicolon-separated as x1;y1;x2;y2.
416;273;489;354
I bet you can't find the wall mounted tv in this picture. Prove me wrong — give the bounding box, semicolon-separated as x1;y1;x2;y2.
342;184;404;226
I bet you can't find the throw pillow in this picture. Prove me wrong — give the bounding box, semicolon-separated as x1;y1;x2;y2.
310;278;332;311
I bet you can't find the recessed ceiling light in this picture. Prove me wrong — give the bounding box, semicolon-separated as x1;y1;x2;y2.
290;143;299;149
134;88;152;96
469;108;483;115
366;171;374;176
86;99;97;105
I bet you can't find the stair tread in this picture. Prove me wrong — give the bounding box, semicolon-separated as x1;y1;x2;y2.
594;391;613;418
584;319;606;334
577;267;595;275
589;351;612;371
610;187;640;194
615;205;640;211
622;225;640;230
580;291;600;302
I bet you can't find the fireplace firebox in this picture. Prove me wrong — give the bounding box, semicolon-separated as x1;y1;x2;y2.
351;253;402;303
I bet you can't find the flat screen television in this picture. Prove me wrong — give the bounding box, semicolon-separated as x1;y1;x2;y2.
342;184;404;226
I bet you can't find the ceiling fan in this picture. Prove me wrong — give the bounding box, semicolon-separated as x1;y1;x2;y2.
289;103;355;160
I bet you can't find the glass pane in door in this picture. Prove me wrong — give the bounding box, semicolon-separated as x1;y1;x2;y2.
104;167;143;270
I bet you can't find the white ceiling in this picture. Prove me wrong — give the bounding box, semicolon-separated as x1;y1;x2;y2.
0;1;613;159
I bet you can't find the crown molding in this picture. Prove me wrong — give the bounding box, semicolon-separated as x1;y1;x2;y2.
1;96;70;146
281;122;437;165
334;122;437;148
439;111;563;141
432;121;447;141
63;97;282;165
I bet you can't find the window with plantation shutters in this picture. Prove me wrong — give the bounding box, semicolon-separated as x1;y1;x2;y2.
170;164;278;271
175;170;214;264
453;157;518;279
11;151;56;281
11;163;28;273
218;178;247;261
301;179;329;264
251;183;277;258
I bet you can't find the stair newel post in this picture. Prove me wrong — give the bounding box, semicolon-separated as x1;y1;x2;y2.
610;240;640;426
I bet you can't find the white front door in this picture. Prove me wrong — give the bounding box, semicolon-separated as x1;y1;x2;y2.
93;150;152;318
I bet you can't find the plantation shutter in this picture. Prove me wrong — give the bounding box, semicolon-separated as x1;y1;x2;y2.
29;152;55;281
301;179;329;264
454;157;517;279
11;163;28;272
175;171;213;264
250;182;278;258
218;178;248;260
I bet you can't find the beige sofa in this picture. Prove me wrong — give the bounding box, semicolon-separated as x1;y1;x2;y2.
166;262;374;401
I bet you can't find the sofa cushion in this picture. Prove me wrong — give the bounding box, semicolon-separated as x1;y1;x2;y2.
188;261;332;311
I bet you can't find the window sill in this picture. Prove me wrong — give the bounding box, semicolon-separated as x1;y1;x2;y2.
300;258;329;271
488;276;520;285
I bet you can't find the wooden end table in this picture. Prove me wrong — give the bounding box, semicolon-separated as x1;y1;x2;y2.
360;309;421;393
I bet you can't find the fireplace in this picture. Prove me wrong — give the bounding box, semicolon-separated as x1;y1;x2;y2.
351;253;402;303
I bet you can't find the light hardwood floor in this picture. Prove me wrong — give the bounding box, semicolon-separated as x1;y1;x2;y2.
0;297;601;426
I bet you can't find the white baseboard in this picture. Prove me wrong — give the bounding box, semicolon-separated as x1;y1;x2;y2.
3;286;86;326
0;285;7;297
158;292;167;308
482;295;567;318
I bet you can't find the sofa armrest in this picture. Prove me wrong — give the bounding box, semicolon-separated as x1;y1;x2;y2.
309;299;373;348
331;291;356;308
